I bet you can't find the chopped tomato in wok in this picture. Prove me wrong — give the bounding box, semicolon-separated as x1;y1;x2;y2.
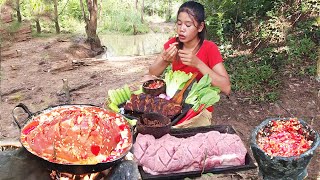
20;106;132;165
257;118;313;157
22;121;39;135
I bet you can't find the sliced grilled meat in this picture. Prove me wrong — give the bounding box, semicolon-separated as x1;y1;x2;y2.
124;94;182;118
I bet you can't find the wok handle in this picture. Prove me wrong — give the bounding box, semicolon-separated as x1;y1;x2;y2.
12;103;33;129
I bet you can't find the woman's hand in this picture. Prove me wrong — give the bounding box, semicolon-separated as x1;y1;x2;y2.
161;42;178;63
140;74;158;83
149;42;178;77
178;49;201;68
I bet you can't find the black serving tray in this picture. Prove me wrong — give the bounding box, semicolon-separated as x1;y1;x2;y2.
137;125;257;180
119;79;196;126
119;102;192;126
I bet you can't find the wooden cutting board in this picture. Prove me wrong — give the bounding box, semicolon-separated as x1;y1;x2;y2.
171;72;198;105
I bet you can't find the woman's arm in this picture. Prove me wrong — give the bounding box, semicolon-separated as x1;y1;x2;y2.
197;61;231;95
178;49;231;95
149;42;179;76
148;54;171;76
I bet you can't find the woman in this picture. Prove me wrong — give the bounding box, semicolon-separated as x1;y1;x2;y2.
148;1;231;95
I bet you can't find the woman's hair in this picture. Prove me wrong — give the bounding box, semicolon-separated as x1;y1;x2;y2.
176;1;207;50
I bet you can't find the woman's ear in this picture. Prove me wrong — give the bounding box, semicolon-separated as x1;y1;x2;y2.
198;22;205;32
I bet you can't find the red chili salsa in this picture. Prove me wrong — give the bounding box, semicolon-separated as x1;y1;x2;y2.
146;80;164;89
257;118;313;157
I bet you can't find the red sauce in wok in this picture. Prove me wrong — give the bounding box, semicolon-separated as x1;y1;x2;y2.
20;106;132;164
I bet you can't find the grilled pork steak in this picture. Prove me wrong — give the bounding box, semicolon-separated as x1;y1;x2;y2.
133;131;247;175
124;94;182;118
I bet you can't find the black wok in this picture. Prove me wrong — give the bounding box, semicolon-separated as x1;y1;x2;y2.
12;103;133;175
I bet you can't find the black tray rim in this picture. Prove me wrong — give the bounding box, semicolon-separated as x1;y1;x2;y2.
137;125;257;180
119;101;192;126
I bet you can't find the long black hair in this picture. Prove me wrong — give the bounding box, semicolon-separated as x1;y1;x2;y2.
176;1;207;50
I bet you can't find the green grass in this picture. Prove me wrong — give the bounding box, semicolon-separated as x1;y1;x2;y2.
225;48;281;102
5;21;22;34
31;31;55;38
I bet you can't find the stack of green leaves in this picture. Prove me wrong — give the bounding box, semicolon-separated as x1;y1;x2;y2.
164;70;192;98
176;74;220;125
185;74;221;111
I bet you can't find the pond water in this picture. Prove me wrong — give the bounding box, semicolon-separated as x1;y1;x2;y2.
99;33;172;58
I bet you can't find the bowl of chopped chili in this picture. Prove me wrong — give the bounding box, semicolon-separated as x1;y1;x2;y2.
142;79;166;96
250;117;319;179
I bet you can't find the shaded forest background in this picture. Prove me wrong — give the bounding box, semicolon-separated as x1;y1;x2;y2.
0;0;319;102
0;1;319;178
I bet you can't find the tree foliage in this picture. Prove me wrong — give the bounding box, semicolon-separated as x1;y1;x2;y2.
199;0;319;101
1;0;318;101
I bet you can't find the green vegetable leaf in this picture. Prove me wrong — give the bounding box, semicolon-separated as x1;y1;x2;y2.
199;89;220;108
164;70;192;98
108;89;121;105
123;116;137;126
108;102;120;112
133;85;143;95
185;74;221;111
123;84;132;99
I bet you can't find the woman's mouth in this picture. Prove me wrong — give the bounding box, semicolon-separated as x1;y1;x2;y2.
178;35;186;40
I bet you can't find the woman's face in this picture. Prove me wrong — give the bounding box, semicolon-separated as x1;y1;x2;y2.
176;12;203;43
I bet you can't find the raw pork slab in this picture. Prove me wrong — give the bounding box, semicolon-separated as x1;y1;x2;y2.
133;131;247;175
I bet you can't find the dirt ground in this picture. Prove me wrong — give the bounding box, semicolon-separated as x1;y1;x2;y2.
0;34;319;179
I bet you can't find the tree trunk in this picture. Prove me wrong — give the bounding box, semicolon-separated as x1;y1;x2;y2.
317;50;320;81
135;0;138;10
53;0;60;34
152;2;154;16
16;0;22;22
79;0;87;22
99;0;103;18
35;19;41;33
140;0;144;23
80;0;102;53
166;0;171;22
